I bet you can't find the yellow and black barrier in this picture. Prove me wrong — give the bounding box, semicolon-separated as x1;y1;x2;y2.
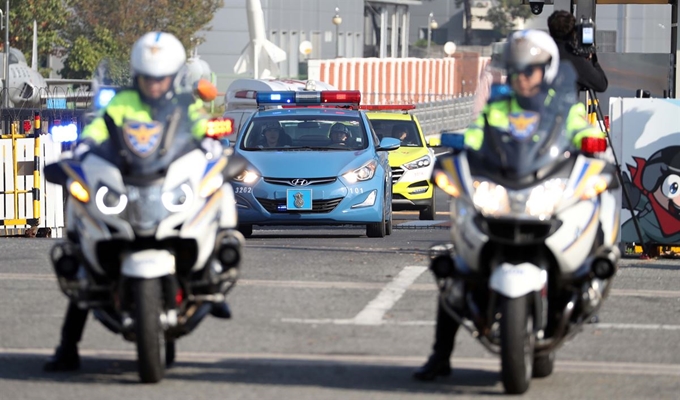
0;112;42;228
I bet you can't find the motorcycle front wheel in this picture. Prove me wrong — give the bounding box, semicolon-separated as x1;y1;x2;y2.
499;294;534;394
132;278;165;383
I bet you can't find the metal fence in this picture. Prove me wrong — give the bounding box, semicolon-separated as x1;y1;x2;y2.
413;94;475;136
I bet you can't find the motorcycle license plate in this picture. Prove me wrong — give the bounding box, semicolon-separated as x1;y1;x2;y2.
286;189;313;210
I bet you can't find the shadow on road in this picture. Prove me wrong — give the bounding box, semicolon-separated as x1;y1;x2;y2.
0;352;505;396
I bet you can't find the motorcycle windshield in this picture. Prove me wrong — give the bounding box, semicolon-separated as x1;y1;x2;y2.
468;62;580;189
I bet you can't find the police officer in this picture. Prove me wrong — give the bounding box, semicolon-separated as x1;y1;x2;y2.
414;29;605;381
44;31;229;372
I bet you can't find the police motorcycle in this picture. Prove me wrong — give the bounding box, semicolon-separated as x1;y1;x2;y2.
44;62;248;383
429;64;621;394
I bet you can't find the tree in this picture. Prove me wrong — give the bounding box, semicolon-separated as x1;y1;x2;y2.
60;0;224;79
482;0;534;37
5;0;70;77
455;0;474;45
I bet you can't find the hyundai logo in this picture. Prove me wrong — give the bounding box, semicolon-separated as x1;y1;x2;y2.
290;178;310;186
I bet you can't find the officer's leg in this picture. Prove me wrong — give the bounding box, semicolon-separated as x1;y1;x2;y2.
44;302;88;371
413;300;460;381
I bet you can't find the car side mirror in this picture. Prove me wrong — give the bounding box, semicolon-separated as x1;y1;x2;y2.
378;137;400;151
427;137;441;147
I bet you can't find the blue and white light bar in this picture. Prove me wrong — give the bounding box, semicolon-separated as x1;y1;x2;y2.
255;90;362;106
50;122;79;143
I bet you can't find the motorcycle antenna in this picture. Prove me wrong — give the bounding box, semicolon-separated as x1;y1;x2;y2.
587;87;651;259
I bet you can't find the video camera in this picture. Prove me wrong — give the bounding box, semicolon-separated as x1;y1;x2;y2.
521;0;553;16
570;18;597;57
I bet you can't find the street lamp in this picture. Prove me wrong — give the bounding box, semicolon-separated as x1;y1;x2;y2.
427;12;438;58
332;7;342;58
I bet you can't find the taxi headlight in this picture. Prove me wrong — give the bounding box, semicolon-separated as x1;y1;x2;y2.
472;180;510;216
343;160;377;183
403;155;432;170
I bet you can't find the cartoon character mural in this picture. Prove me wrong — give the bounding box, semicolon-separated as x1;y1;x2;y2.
623;148;680;243
613;98;680;245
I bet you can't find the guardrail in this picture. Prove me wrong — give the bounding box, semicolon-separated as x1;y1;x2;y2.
412;94;475;136
361;92;476;136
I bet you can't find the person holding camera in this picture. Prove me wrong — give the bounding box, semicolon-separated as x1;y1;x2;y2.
548;10;608;93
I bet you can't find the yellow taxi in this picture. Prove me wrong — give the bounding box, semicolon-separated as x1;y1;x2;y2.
364;106;436;220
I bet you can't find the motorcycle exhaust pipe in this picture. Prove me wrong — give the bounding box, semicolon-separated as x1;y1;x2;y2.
215;230;245;269
428;243;456;279
50;241;81;280
590;246;620;280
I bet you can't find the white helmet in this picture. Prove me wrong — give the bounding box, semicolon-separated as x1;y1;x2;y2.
130;32;187;78
503;29;559;84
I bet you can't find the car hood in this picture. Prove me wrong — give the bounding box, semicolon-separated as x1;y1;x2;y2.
388;146;431;167
240;149;372;178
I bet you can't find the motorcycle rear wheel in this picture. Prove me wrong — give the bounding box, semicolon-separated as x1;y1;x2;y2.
133;278;165;383
499;294;534;394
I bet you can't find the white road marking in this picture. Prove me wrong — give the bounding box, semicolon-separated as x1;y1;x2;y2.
351;266;427;325
2;347;680;377
2;272;680;299
281;319;680;331
595;323;680;331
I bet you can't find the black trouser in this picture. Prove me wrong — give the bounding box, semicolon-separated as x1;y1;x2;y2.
59;302;89;348
432;300;461;358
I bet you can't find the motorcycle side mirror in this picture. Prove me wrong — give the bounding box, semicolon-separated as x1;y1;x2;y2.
44;162;69;186
440;132;465;153
222;153;249;181
195;78;218;102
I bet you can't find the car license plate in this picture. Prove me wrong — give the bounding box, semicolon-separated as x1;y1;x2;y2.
286;189;313;210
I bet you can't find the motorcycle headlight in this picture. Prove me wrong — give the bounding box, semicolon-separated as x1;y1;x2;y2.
472;180;510;216
524;178;568;218
233;170;259;184
95;186;128;215
403;155;432;170
162;183;194;212
343;160;377;183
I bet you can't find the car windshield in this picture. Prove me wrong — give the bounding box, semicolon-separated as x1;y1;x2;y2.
240;115;368;151
369;119;423;147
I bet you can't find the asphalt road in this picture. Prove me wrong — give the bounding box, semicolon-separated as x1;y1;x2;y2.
1;189;680;399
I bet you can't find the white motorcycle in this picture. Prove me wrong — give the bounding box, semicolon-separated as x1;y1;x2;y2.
429;65;621;394
44;88;248;383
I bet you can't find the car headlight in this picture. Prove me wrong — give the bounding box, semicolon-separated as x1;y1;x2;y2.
95;186;128;215
524;178;568;218
162;183;194;212
472;180;510;216
403;155;432;170
233;170;260;184
343;160;377;183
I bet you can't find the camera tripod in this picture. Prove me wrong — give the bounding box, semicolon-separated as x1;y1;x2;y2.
584;88;652;258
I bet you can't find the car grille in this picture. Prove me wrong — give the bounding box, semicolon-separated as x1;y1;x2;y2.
256;197;343;213
391;167;404;184
263;177;337;186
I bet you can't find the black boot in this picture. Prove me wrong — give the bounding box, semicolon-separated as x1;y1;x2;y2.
44;344;80;372
210;301;232;319
413;353;451;381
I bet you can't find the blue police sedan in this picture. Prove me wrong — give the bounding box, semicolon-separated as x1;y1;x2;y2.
231;90;401;238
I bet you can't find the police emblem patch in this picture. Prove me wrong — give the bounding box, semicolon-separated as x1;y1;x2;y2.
508;112;540;140
123;121;163;157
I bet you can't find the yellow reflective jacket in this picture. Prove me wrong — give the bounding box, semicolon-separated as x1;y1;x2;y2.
81;89;208;144
464;90;605;151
